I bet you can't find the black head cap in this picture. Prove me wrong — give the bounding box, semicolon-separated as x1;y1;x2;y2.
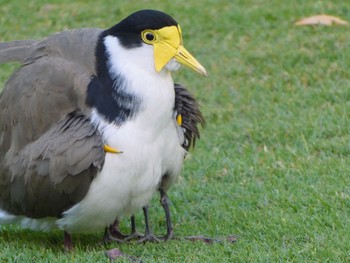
103;9;178;48
115;9;178;32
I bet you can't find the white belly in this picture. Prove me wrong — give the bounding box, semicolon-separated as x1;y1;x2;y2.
56;118;185;233
56;54;186;233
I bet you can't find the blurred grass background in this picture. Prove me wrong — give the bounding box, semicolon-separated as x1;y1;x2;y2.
1;0;350;262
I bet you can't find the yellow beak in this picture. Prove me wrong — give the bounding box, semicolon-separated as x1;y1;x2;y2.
174;45;208;76
148;26;207;76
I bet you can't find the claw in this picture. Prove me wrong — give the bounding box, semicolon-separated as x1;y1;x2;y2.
137;233;161;243
105;216;143;243
176;114;182;126
104;144;122;154
104;227;126;243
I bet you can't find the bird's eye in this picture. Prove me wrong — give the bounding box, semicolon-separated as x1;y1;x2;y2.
141;30;157;44
146;33;155;41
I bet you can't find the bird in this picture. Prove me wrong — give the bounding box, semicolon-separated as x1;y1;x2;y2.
106;83;205;243
0;9;207;257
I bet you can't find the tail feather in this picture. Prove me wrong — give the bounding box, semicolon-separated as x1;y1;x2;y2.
0;209;22;225
0;40;38;64
0;209;57;232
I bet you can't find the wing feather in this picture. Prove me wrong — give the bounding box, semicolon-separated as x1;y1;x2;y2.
4;111;104;218
0;28;105;218
174;83;205;151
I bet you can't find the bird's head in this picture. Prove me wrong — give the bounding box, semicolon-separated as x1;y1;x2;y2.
102;9;207;76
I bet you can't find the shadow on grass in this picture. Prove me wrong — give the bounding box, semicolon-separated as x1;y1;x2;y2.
0;225;238;252
0;226;105;253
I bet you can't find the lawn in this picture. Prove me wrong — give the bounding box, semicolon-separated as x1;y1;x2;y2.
1;0;350;262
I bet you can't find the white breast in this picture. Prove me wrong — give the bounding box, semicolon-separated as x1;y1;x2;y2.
56;37;186;233
58;121;184;233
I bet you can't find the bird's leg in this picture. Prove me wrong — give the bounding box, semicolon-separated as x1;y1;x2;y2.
159;189;173;240
63;231;73;251
104;218;128;243
137;205;161;243
104;223;142;262
103;218;144;262
130;215;137;233
157;191;232;244
104;216;143;243
110;218;129;239
122;215;143;241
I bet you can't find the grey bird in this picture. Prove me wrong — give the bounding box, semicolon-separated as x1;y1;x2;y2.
0;9;207;255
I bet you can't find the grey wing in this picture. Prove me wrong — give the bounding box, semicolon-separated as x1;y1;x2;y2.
174;83;205;151
0;40;38;64
1;111;105;218
0;28;104;218
0;28;102;155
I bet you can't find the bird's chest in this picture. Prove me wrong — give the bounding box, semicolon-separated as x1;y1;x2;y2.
111;126;181;190
88;86;185;215
58;83;186;232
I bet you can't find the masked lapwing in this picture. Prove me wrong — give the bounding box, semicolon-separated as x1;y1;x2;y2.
107;83;205;242
0;9;207;253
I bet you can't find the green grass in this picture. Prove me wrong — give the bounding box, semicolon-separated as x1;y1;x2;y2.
1;0;350;262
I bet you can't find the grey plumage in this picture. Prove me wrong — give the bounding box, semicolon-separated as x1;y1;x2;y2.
2;111;104;218
0;29;103;219
0;28;204;225
0;40;37;64
0;20;205;247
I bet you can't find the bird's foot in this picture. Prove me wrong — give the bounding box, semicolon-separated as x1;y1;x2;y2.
123;231;144;242
104;227;127;243
109;228;129;240
156;230;174;241
105;235;126;243
105;228;143;243
137;232;161;243
105;248;142;262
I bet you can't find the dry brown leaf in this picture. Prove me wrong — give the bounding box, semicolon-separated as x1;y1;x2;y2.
295;14;348;26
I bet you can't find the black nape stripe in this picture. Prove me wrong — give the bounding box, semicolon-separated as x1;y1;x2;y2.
86;74;141;125
87;9;180;121
86;30;141;125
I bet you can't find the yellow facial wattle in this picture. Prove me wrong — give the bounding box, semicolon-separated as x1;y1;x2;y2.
141;25;207;76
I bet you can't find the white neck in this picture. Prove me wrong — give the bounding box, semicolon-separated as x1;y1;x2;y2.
104;36;163;79
104;35;174;101
92;36;177;142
